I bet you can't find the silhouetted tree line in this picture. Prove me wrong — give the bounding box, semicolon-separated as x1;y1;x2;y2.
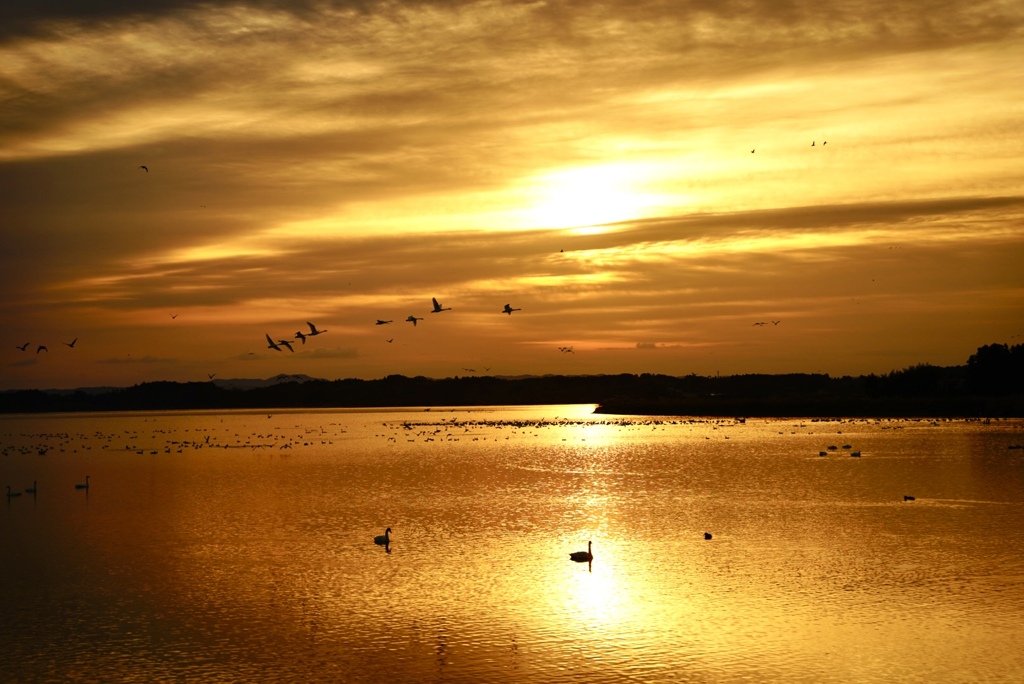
2;343;1021;417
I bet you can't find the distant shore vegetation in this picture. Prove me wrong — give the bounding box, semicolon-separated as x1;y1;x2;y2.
2;343;1022;418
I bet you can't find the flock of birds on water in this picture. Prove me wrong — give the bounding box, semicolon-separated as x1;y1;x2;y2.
3;415;972;567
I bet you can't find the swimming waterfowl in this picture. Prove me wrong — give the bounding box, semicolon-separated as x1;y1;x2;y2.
569;540;593;562
75;476;90;490
6;485;21;499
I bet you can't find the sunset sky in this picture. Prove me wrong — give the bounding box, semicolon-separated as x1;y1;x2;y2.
2;0;1022;390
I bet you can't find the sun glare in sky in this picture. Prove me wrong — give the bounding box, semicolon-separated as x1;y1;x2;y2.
1;0;1022;389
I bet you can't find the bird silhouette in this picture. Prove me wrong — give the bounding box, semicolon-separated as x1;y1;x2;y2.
277;339;295;352
374;528;392;545
207;373;216;380
431;298;451;313
753;322;766;326
305;322;327;336
139;165;148;172
704;532;713;540
266;334;285;352
772;320;781;325
376;319;393;325
386;338;394;343
502;304;521;315
16;343;29;351
569;541;593;563
406;315;423;326
6;486;21;499
558;346;574;354
75;476;90;490
64;338;77;348
170;313;178;319
294;331;307;344
36;345;48;354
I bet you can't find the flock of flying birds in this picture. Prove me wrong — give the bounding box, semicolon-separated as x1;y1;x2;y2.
14;338;77;355
263;298;523;353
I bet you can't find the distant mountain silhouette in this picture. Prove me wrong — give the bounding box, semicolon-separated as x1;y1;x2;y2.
212;373;322;390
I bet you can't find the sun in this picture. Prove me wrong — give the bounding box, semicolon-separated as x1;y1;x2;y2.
519;163;658;229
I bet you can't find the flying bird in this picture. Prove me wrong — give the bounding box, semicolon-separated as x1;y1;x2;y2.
207;373;216;380
386;338;394;343
558;346;574;354
502;304;521;315
431;298;451;313
266;334;285;352
64;338;77;348
753;321;766;326
36;345;48;354
305;322;327;336
277;339;295;352
772;320;781;326
139;165;148;172
375;319;393;325
294;331;307;344
16;343;29;351
170;314;178;319
406;315;423;326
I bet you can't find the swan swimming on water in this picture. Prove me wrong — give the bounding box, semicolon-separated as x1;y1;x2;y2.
569;540;593;563
374;527;392;545
75;476;90;490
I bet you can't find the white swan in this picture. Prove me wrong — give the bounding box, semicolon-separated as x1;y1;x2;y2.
374;527;392;545
569;540;592;562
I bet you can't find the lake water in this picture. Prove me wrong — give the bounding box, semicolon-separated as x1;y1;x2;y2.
2;406;1023;683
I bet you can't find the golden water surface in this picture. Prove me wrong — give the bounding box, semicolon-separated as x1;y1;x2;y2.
2;406;1023;682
